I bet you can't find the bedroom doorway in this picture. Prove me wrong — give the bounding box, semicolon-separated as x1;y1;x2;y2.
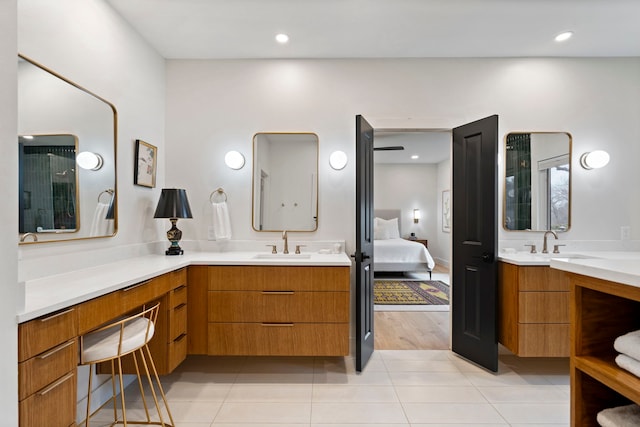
372;128;453;351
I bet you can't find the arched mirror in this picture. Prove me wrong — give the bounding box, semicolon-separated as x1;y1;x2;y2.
18;54;117;243
503;132;571;232
252;132;318;232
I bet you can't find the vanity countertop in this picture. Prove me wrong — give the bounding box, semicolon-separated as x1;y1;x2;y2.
18;251;351;323
550;253;640;288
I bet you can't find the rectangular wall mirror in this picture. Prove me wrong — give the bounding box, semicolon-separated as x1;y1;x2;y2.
252;132;319;232
18;54;118;243
503;132;571;232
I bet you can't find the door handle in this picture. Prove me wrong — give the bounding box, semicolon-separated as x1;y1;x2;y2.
350;252;370;261
481;252;494;263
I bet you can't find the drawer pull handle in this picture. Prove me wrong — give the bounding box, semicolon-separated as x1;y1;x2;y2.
261;323;294;327
175;333;187;342
38;372;74;396
175;303;187;310
38;340;75;360
261;291;295;295
123;280;151;292
175;284;187;291
40;308;74;322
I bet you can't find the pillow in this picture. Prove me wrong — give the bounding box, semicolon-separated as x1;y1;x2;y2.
374;217;400;240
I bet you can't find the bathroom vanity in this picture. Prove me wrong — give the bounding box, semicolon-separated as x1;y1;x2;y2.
550;256;640;427
17;251;350;427
498;255;570;357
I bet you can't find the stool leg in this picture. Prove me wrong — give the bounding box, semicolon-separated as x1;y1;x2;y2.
132;348;152;423
140;344;175;426
85;364;93;427
111;359;118;424
116;356;128;427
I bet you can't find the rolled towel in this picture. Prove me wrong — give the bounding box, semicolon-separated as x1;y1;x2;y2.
615;353;640;378
597;403;640;427
211;201;232;240
614;330;640;361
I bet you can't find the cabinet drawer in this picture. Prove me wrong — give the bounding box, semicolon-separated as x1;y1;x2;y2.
169;284;188;309
519;292;569;323
518;266;569;291
121;278;167;312
19;371;76;427
208;291;349;323
209;266;350;291
165;267;187;288
170;302;188;341
168;333;188;372
19;308;77;362
208;323;349;356
19;339;77;401
517;323;570;357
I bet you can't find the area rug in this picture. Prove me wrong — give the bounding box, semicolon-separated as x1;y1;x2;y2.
374;280;449;305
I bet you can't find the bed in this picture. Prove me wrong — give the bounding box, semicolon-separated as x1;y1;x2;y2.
373;209;436;278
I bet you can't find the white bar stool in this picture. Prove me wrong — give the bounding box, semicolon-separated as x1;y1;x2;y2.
80;303;175;426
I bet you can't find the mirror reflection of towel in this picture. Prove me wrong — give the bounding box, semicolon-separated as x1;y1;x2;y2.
211;201;231;240
90;202;113;236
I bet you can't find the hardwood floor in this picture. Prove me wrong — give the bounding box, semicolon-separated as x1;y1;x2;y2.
374;264;450;350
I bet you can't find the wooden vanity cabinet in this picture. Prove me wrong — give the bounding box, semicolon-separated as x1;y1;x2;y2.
203;265;350;356
94;268;188;375
498;262;570;357
570;273;640;426
18;307;78;427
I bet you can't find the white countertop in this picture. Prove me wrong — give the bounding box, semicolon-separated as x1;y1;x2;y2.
499;250;640;288
18;251;351;324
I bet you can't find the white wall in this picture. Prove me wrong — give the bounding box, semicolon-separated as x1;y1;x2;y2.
0;0;19;422
374;163;442;256
166;58;640;257
18;0;167;279
436;159;452;266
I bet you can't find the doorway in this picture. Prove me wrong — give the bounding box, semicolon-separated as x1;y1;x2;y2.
371;129;452;351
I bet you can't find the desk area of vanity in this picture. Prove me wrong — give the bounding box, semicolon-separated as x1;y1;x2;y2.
17;250;351;427
501;251;640;427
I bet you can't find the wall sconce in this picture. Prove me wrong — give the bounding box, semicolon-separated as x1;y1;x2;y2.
413;209;421;223
76;152;103;170
224;150;245;169
153;188;193;255
580;150;610;170
329;151;348;170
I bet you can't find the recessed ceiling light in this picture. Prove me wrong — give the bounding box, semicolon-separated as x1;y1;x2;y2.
555;31;574;42
275;33;289;44
411;155;419;160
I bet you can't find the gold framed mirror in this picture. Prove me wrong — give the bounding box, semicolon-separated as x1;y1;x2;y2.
18;54;118;243
503;132;571;232
252;132;319;232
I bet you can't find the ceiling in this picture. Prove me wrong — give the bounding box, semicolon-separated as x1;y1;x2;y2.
107;0;640;59
374;130;450;165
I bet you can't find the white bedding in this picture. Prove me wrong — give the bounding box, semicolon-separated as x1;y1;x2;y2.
374;238;436;270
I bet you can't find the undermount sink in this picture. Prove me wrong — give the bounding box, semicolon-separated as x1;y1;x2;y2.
532;253;591;260
253;254;312;259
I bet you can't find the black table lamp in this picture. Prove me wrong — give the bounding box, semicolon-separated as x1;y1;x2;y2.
154;188;193;255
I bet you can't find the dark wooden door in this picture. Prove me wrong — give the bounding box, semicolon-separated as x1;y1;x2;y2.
354;114;375;371
451;115;499;372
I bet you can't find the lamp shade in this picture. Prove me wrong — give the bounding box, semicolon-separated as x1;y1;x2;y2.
153;188;193;219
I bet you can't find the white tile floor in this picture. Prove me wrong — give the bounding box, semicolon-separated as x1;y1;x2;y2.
89;350;570;426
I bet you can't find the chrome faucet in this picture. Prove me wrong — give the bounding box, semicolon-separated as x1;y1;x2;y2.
20;232;38;242
282;230;289;254
542;230;558;254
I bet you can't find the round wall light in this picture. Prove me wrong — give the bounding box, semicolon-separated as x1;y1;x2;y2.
76;151;104;170
580;150;610;170
224;150;245;170
329;151;348;170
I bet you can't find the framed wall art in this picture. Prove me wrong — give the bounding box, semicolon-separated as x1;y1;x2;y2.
442;189;451;233
134;139;157;188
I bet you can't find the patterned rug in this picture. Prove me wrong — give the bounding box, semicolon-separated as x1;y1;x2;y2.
374;280;449;305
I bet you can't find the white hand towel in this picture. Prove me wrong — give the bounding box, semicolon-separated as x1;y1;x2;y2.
211;201;232;240
90;202;113;237
597;403;640;427
615;353;640;378
614;330;640;361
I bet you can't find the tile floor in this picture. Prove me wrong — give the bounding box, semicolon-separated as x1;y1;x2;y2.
90;350;570;426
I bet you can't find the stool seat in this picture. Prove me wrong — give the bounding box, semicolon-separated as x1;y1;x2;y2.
82;317;155;363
